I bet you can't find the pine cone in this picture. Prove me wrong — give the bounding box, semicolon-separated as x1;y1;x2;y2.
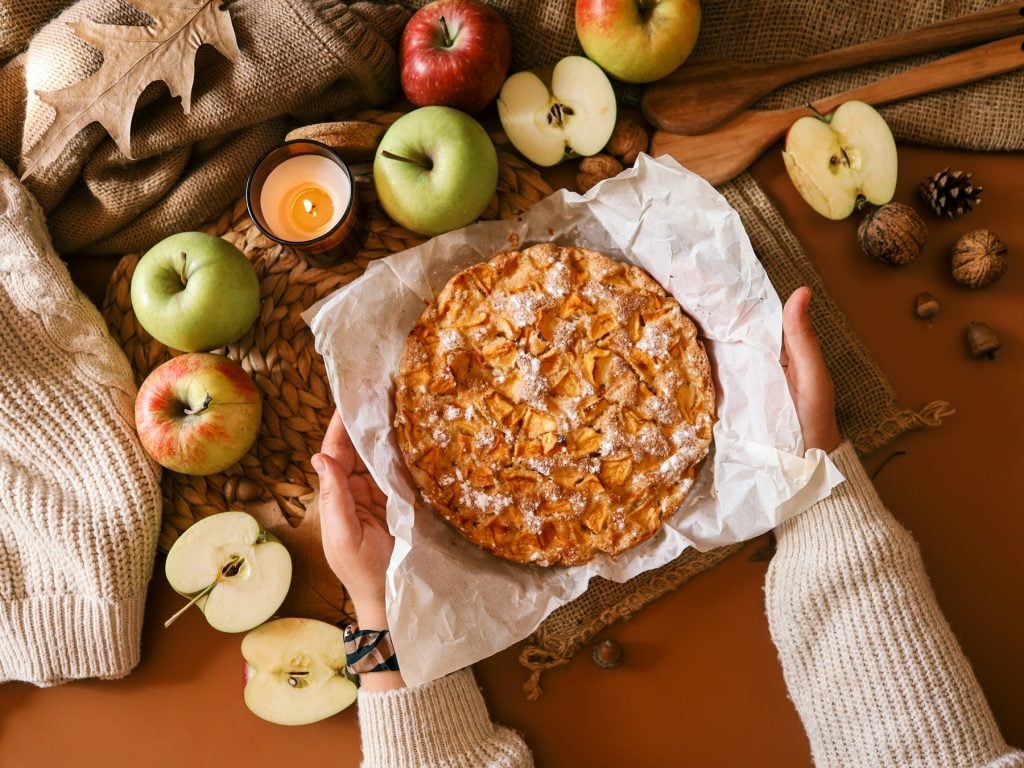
919;167;983;219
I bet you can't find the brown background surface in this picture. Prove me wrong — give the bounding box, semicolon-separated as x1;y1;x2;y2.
1;142;1021;767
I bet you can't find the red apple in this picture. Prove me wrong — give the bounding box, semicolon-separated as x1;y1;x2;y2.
576;0;701;84
135;353;262;476
400;0;511;114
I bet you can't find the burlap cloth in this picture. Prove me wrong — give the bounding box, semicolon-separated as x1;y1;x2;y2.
5;0;1016;695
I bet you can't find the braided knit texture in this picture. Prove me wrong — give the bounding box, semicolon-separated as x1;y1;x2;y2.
766;443;1023;768
358;668;533;768
0;161;161;686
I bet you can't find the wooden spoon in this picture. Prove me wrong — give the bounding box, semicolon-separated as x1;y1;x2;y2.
649;35;1024;187
642;3;1024;135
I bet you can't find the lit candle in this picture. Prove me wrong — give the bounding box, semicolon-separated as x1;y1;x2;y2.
246;141;357;255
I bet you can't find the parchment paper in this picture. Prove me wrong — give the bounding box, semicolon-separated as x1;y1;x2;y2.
307;155;844;686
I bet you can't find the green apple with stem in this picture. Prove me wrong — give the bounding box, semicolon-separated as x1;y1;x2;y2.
131;231;260;352
242;618;358;726
164;511;292;633
373;106;498;236
782;100;898;220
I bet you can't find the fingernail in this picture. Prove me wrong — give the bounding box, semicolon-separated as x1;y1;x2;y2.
311;454;325;474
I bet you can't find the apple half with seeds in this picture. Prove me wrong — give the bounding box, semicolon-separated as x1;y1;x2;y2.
164;511;291;633
497;55;617;167
782;100;898;220
242;618;357;726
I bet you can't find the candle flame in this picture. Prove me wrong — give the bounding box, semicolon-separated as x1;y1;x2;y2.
303;198;315;216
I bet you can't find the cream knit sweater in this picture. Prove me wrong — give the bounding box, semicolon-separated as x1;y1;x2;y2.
357;443;1022;767
0;161;162;686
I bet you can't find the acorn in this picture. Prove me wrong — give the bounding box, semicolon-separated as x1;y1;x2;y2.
951;230;1008;289
914;292;940;320
858;203;927;266
592;638;623;669
966;322;1001;360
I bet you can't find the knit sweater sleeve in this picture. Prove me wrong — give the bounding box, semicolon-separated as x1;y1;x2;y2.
0;162;162;686
357;668;534;768
766;441;1023;768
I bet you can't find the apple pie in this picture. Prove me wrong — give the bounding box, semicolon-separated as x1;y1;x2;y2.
394;243;715;566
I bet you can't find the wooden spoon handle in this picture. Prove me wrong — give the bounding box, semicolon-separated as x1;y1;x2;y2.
650;35;1024;186
813;34;1024;112
796;3;1024;79
643;3;1024;134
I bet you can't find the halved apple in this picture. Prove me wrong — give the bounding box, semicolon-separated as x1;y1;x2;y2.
782;100;898;220
497;55;617;167
164;511;292;633
242;618;357;726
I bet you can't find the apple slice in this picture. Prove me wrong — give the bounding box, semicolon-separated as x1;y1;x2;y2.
242;618;357;726
164;511;292;633
497;55;617;167
782;100;898;220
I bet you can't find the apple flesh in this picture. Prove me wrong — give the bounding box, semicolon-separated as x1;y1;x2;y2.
576;0;701;84
373;106;498;236
165;511;292;633
782;100;898;220
242;618;357;726
135;352;262;475
400;0;511;114
497;56;617;167
130;231;261;352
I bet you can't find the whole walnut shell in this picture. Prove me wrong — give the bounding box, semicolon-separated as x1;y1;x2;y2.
951;229;1008;288
858;203;927;266
605;118;648;165
576;154;624;194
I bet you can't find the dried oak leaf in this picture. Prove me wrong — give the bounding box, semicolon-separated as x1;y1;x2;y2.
247;496;354;627
22;0;239;179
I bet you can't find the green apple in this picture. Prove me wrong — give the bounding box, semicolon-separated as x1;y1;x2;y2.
135;352;262;476
242;618;357;726
782;100;898;220
165;511;292;633
497;56;617;167
131;231;260;352
575;0;701;84
373;106;498;236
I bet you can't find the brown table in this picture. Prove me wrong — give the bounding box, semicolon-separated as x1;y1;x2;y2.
3;143;1021;767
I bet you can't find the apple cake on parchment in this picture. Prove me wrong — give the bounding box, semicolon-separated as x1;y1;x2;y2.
394;243;715;566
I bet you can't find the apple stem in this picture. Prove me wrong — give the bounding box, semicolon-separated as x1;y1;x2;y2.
380;150;432;170
439;15;452;47
183;392;213;416
163;582;215;628
806;103;828;120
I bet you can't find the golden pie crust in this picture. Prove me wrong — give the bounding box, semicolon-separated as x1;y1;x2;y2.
394;243;715;566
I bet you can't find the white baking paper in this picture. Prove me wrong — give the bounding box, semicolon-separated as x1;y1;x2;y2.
307;154;844;686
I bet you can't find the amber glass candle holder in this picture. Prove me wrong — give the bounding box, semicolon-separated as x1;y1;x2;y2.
245;139;358;257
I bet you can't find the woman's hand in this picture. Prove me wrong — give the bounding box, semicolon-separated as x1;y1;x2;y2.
781;287;842;453
313;411;393;627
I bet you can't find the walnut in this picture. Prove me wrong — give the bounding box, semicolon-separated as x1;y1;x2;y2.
576;154;624;194
951;229;1008;288
605;118;648;165
857;203;927;266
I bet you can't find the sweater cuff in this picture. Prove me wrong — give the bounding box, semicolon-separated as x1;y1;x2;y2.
358;668;532;768
777;441;891;544
0;593;146;687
